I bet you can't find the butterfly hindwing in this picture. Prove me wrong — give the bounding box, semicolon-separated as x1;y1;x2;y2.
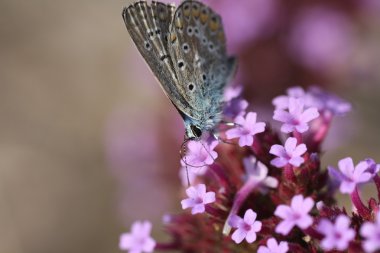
167;0;234;127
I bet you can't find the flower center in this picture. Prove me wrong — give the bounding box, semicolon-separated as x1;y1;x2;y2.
195;197;203;204
243;223;252;231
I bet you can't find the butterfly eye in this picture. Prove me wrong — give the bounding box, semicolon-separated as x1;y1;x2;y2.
190;125;202;138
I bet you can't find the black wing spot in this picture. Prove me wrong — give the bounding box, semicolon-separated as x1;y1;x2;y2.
188;83;195;91
178;60;185;69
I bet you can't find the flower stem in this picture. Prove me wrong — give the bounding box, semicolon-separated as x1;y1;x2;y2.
373;174;380;201
284;164;296;181
350;187;371;219
222;176;258;235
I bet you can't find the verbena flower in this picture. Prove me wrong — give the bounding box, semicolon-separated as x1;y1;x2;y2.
272;86;307;110
228;209;262;244
269;137;307;168
224;85;243;102
360;211;380;253
317;215;355;251
226;112;266;146
257;238;289;253
274;195;314;235
328;157;372;194
273;98;319;133
181;184;216;215
119;221;156;253
224;98;249;119
121;86;380;253
184;140;218;168
243;156;278;190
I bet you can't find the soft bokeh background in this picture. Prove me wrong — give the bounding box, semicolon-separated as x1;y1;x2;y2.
0;0;379;252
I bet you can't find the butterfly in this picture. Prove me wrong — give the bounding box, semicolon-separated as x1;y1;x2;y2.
122;0;236;140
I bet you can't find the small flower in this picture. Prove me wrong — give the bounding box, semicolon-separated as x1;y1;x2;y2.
272;86;306;110
274;194;314;235
119;221;156;253
226;112;266;147
181;184;216;214
224;98;249;119
328;157;372;194
273;98;319;133
184;140;218;168
258;238;289;253
365;158;380;177
360;211;380;253
317;215;355;251
178;160;207;186
243;156;278;190
307;86;352;116
224;85;243;102
269;137;307;168
228;209;262;244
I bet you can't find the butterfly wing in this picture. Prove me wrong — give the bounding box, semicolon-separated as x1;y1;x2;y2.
122;1;193;111
167;0;236;128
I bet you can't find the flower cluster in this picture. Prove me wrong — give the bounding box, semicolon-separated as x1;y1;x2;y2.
119;86;380;253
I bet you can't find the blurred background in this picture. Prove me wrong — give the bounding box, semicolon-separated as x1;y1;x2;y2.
0;0;379;252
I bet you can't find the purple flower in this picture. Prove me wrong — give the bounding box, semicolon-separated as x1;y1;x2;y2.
307;86;352;117
119;221;156;253
273;98;319;133
269;137;307;168
258;238;289;253
274;194;314;235
184;140;218;168
224;98;249;119
365;158;380;177
243;156;278;190
224;85;243;102
178;160;207;186
226;112;266;147
181;184;216;214
228;209;262;244
272;86;306;110
317;215;355;251
328;157;372;194
360;211;380;253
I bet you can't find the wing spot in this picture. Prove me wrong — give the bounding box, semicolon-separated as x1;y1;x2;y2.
144;41;152;50
188;83;195;92
178;60;185;69
182;43;190;53
187;26;194;36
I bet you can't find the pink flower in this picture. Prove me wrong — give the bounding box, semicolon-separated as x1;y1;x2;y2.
273;98;319;133
226;112;266;147
224;98;249;119
178;160;207;186
228;209;262;244
184;140;218;168
269;137;307;168
328;157;372;194
243;156;278;190
224;85;243;102
360;211;380;253
272;86;307;110
181;184;216;214
119;221;156;253
317;215;355;251
258;238;289;253
274;195;314;235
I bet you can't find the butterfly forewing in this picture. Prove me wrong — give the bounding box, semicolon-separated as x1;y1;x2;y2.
122;1;193;112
